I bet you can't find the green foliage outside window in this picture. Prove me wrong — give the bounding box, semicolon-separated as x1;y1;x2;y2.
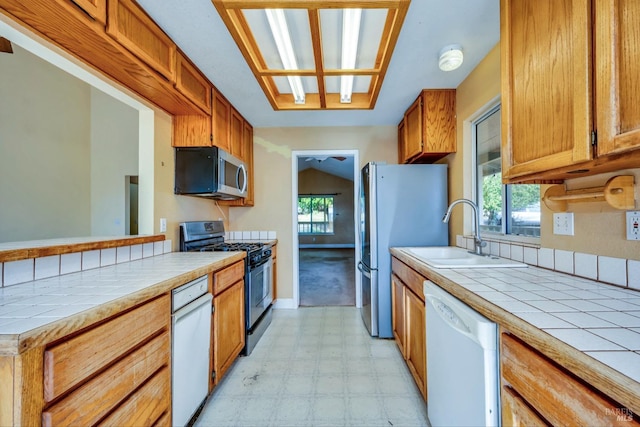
298;196;334;234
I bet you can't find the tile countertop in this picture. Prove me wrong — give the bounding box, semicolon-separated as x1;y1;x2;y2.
390;247;640;414
0;251;245;356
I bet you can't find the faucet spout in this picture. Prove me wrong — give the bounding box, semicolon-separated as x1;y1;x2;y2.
442;199;487;256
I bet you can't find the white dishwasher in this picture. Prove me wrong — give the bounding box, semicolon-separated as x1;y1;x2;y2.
172;275;212;427
424;280;499;427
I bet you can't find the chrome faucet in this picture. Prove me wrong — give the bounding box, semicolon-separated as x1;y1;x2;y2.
442;199;487;256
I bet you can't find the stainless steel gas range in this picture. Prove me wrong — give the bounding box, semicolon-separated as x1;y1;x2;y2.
180;221;273;355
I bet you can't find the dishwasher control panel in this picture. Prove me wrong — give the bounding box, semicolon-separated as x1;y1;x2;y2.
172;275;209;312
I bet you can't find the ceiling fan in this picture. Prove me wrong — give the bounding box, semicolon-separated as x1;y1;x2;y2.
305;156;347;163
0;37;13;54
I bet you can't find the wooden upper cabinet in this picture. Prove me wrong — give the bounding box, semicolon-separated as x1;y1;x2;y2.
594;0;640;157
220;119;254;207
501;0;640;183
397;120;405;164
175;50;212;114
107;0;176;81
230;108;245;160
213;89;232;153
72;0;106;24
173;115;212;147
242;121;255;206
403;96;423;161
501;0;593;182
400;89;456;164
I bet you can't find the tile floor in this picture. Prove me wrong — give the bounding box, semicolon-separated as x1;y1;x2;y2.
194;306;429;427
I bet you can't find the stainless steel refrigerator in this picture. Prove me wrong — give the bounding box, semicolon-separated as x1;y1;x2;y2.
358;162;448;337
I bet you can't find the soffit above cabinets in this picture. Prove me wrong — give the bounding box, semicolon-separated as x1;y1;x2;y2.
211;0;411;111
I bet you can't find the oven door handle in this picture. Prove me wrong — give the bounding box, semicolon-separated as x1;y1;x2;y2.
250;256;272;270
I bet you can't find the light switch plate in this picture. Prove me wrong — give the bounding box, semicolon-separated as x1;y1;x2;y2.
553;213;574;236
626;211;640;240
160;218;167;233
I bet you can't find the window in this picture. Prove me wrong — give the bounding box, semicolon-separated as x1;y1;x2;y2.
475;106;540;237
298;195;334;234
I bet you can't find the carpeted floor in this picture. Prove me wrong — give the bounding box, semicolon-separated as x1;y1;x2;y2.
299;248;356;306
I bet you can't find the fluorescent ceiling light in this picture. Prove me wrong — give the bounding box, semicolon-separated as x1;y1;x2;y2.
340;8;361;104
438;44;463;72
265;8;305;104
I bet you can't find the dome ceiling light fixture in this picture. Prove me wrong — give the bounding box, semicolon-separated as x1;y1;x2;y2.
438;44;463;72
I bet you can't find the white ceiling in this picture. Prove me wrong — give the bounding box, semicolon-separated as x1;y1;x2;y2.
298;155;356;181
136;0;500;128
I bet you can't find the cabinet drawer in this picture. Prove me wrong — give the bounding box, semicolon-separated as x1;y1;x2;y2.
44;295;170;401
213;260;244;295
96;366;170;427
501;385;549;427
43;331;170;427
501;332;639;427
107;0;176;81
175;51;212;114
391;257;426;302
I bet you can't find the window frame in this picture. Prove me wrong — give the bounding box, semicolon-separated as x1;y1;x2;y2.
297;194;335;235
473;104;541;240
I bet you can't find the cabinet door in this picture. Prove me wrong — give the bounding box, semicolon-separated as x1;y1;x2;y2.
500;0;593;181
175;51;212;114
391;274;406;355
242;121;255;206
213;280;245;385
405;288;427;400
107;0;176;81
422;89;456;155
72;0;106;24
213;90;232;153
397;120;406;163
403;96;423;161
173;115;212;147
271;244;277;299
230;108;245;160
219;120;254;207
594;0;640;156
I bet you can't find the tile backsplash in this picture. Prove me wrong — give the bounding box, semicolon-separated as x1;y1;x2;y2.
226;230;277;241
1;240;173;287
457;235;639;291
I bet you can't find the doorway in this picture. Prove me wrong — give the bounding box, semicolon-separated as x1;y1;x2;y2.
291;150;361;308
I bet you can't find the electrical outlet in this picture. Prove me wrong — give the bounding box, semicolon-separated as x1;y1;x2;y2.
160;218;167;233
553;213;574;236
626;211;640;240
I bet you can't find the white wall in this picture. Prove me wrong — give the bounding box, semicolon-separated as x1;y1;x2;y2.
90;87;139;236
0;45;92;242
230;126;397;301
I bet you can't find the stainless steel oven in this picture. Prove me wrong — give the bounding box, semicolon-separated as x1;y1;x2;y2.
245;255;273;355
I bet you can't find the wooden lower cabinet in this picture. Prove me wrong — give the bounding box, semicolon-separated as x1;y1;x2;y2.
271;244;278;300
404;287;426;398
500;330;640;427
211;260;245;388
391;274;406;355
42;294;172;427
391;257;427;400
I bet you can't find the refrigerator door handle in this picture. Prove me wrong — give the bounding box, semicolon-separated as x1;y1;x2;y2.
357;261;371;278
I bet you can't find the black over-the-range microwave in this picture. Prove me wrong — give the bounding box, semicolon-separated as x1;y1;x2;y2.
174;147;247;200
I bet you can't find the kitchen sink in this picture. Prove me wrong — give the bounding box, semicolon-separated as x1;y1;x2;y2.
404;246;528;269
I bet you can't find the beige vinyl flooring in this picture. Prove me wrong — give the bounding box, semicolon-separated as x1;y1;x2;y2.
194;306;429;427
